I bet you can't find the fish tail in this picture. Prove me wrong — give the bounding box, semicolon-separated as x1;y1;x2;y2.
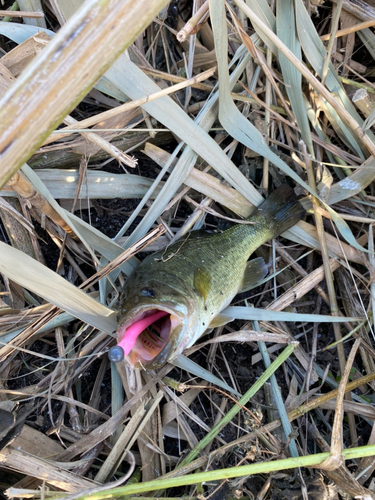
250;185;305;235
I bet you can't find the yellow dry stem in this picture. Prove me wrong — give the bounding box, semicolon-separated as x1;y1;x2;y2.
0;0;170;190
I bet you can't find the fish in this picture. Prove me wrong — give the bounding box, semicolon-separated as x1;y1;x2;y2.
108;185;305;369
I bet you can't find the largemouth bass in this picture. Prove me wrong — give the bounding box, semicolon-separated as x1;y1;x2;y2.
108;185;304;369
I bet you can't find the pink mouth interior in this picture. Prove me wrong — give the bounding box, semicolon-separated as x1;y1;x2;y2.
117;310;169;357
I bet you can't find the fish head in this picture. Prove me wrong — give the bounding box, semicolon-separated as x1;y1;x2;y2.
114;272;199;370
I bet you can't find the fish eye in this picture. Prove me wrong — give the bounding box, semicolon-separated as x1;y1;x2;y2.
141;288;155;297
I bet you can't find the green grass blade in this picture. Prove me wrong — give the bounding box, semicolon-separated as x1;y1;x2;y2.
213;0;343;191
328;157;375;204
211;0;369;254
0;169;163;200
294;0;374;155
179;342;299;466
287;221;364;264
363;106;375;130
0;241;117;333
223;306;363;323
51;0;84;22
253;318;299;457
0;21;55;42
57;445;375;498
21;164;138;276
241;0;278;54
105;53;260;205
319;97;365;158
171;355;241;397
17;0;47;28
66;213;139;277
304;94;346;180
0;21;128;102
358;28;375;63
104;50;265;250
276;0;313;155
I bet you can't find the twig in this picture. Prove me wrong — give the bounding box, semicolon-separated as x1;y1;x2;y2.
177;1;209;42
0;10;44;18
320;18;375;41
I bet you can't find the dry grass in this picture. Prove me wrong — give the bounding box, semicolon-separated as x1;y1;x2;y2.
1;0;375;498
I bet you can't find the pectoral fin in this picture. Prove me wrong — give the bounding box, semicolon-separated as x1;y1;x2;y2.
208;313;234;328
194;267;211;302
239;257;268;293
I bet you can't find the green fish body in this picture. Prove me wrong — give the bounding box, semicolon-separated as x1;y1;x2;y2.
109;185;305;369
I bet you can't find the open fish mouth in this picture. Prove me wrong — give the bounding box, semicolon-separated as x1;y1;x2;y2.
127;309;171;364
108;308;180;368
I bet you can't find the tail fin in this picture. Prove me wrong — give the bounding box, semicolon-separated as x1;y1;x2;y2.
250;185;305;235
